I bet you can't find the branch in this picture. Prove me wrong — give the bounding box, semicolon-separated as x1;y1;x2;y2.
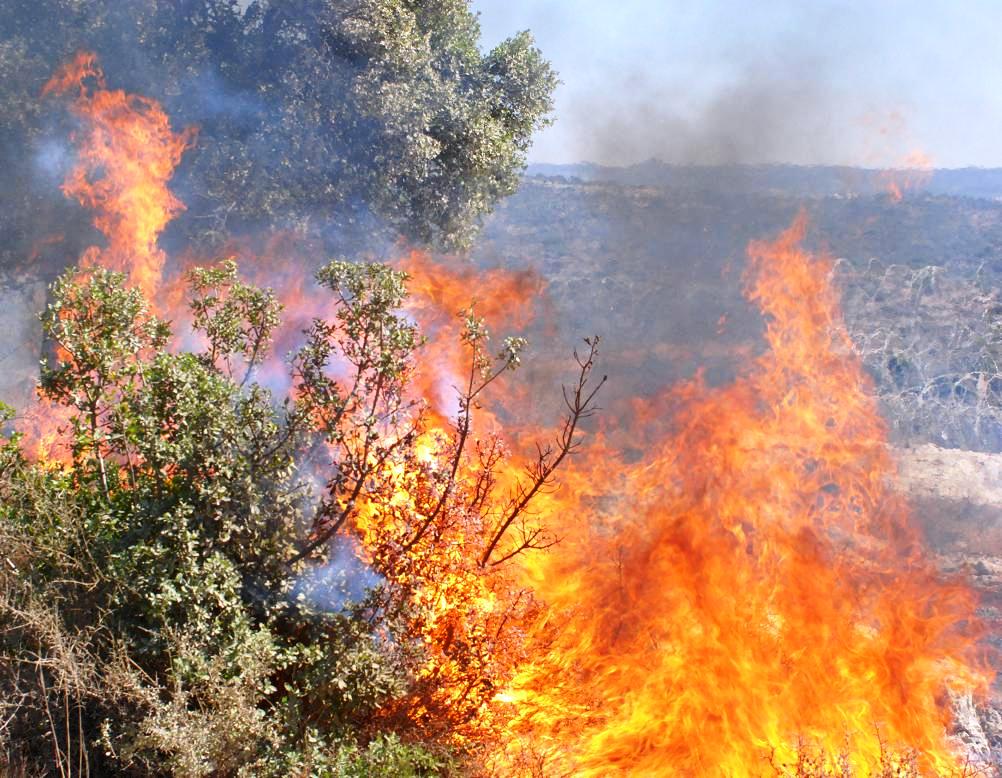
479;337;605;568
403;330;511;552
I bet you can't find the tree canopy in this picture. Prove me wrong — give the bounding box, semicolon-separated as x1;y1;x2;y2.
0;0;557;273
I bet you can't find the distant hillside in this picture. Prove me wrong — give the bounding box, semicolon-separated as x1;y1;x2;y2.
472;175;1002;451
527;162;1002;200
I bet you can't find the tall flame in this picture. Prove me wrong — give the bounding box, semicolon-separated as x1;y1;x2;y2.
497;213;987;776
20;54;193;460
42;51;194;299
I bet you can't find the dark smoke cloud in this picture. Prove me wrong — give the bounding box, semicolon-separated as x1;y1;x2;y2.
569;55;849;167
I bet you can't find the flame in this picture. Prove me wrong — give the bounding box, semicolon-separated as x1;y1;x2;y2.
43;52;195;299
397;251;545;423
19;53;193;456
495;213;987;776
882;151;934;203
21;54;989;774
327;251;551;744
16;400;73;465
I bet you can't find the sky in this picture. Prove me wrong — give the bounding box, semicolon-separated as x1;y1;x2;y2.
471;0;1002;168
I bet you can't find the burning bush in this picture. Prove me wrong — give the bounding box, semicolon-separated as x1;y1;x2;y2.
0;259;601;775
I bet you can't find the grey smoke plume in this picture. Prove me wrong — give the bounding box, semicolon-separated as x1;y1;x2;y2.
474;0;982;168
571;55;848;167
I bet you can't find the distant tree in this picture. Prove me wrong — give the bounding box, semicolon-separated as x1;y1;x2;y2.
0;262;601;775
0;0;557;265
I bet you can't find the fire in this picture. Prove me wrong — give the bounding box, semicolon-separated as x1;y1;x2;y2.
21;53;990;775
18;54;193;458
883;150;934;203
42;51;194;299
496;213;987;776
329;252;554;745
397;251;545;423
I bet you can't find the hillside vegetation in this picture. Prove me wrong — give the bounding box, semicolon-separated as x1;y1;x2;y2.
471;172;1002;452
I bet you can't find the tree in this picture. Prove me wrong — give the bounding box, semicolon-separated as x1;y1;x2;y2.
0;261;601;775
0;0;557;269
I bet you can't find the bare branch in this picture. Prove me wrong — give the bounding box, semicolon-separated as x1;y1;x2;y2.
480;337;605;568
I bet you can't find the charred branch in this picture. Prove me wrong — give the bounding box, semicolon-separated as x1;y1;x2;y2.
479;337;605;568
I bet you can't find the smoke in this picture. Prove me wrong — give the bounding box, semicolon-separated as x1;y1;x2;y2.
292;537;384;613
173;68;263;123
33;138;72;180
475;0;992;168
572;55;848;167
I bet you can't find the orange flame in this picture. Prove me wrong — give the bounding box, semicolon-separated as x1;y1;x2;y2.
19;54;194;457
22;55;988;774
398;251;545;423
882;151;934;203
43;52;195;299
495;213;987;776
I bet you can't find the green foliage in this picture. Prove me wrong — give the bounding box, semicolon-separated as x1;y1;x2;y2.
288;260;427;565
314;260;420;383
188;259;283;381
0;0;557;256
0;258;601;776
331;733;449;777
0;265;436;775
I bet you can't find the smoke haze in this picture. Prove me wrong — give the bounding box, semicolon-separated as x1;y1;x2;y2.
473;0;1002;168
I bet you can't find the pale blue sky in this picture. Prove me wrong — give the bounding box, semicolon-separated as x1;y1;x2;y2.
472;1;1002;168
